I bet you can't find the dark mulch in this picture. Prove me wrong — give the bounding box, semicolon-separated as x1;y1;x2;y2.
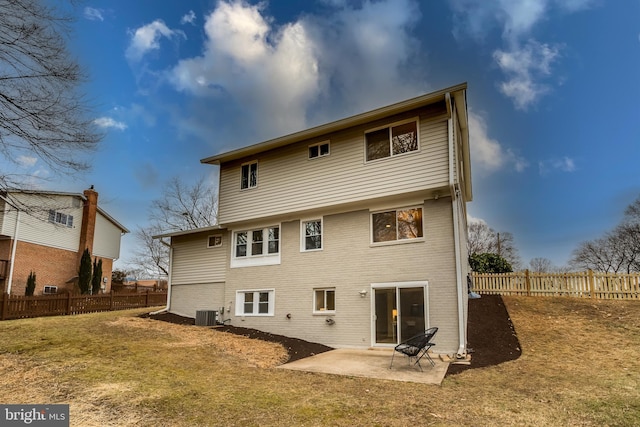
142;294;520;373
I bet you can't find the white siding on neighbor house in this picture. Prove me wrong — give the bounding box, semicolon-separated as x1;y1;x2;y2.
222;197;461;353
170;232;227;285
0;201;17;237
170;283;225;319
93;213;122;259
218;107;449;224
3;194;82;252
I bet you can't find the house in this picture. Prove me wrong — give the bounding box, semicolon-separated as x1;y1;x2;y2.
158;83;472;355
0;187;129;295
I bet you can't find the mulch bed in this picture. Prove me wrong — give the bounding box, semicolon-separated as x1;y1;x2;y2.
142;294;521;375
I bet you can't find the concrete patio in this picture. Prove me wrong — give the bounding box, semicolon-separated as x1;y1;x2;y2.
278;348;449;385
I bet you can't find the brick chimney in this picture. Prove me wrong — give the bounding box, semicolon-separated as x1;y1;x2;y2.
78;186;98;257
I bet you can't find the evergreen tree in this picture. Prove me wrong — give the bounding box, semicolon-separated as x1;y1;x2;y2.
469;253;513;273
78;248;92;294
92;258;103;294
25;271;36;296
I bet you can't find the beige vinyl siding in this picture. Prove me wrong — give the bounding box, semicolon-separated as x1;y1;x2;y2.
0;202;17;237
218;108;449;224
93;213;122;259
170;283;225;319
222;197;461;353
6;194;82;251
171;232;227;285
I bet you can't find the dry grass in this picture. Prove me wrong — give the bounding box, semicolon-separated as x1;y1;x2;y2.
0;298;638;426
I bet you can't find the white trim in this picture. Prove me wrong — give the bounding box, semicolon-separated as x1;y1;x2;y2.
235;289;275;316
240;160;258;190
364;116;420;163
300;217;323;252
207;234;223;248
370;281;430;347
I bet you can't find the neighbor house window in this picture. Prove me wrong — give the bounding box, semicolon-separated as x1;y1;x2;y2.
301;219;322;251
43;285;57;294
372;207;424;243
234;226;279;258
365;119;418;161
309;141;330;159
241;161;258;189
236;289;274;316
48;210;73;227
314;288;335;313
207;235;222;248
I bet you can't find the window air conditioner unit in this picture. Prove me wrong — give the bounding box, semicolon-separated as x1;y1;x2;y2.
195;310;218;326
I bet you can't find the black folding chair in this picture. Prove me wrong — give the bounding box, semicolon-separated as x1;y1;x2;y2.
389;327;438;371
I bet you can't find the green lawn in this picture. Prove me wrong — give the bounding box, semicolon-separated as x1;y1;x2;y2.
0;297;638;426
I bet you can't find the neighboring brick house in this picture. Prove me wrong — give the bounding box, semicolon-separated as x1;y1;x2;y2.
0;187;128;295
158;83;472;356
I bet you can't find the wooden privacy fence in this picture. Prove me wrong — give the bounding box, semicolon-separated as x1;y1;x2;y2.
0;291;168;321
472;270;640;300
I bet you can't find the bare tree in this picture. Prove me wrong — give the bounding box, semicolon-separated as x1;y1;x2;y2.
529;257;553;273
468;219;522;270
571;195;640;273
131;176;218;278
0;0;101;191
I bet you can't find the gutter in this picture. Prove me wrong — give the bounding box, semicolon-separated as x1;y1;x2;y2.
150;238;173;315
446;92;467;358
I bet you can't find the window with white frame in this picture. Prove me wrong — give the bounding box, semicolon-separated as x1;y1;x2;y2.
371;207;424;243
313;288;335;313
365;119;418;161
308;141;330;159
48;210;73;227
234;226;279;258
236;289;274;316
241;161;258;189
301;219;322;251
207;235;222;248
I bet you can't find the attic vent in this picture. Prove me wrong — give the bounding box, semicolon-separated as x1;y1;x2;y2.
195;310;218;326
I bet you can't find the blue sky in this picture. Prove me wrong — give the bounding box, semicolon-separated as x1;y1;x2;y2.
18;0;640;269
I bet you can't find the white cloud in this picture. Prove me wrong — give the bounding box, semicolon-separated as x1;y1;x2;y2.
468;110;528;174
94;117;127;130
494;41;561;109
539;156;576;175
169;0;421;140
17;156;37;168
181;10;196;25
126;20;185;62
84;7;104;21
450;0;591;109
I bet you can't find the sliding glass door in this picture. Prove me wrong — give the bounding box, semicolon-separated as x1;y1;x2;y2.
373;283;427;345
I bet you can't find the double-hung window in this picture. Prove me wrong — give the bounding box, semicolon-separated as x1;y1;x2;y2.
236;289;274;316
365;119;418;161
313;288;335;314
241;161;258;189
232;226;280;267
371;207;424;243
301;219;322;251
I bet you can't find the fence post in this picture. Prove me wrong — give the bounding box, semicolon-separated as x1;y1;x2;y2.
588;270;595;299
66;293;72;315
525;269;531;296
145;290;150;307
110;290;114;311
1;293;8;321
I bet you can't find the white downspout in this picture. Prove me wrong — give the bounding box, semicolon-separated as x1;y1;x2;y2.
447;92;467;357
6;209;21;295
150;239;173;315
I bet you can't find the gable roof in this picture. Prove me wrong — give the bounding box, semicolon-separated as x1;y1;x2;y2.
201;82;469;166
2;189;129;233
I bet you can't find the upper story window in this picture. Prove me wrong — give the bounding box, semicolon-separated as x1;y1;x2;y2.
309;141;330;159
301;219;322;251
365;119;419;162
371;207;424;243
234;226;279;258
241;161;258;189
48;210;73;228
